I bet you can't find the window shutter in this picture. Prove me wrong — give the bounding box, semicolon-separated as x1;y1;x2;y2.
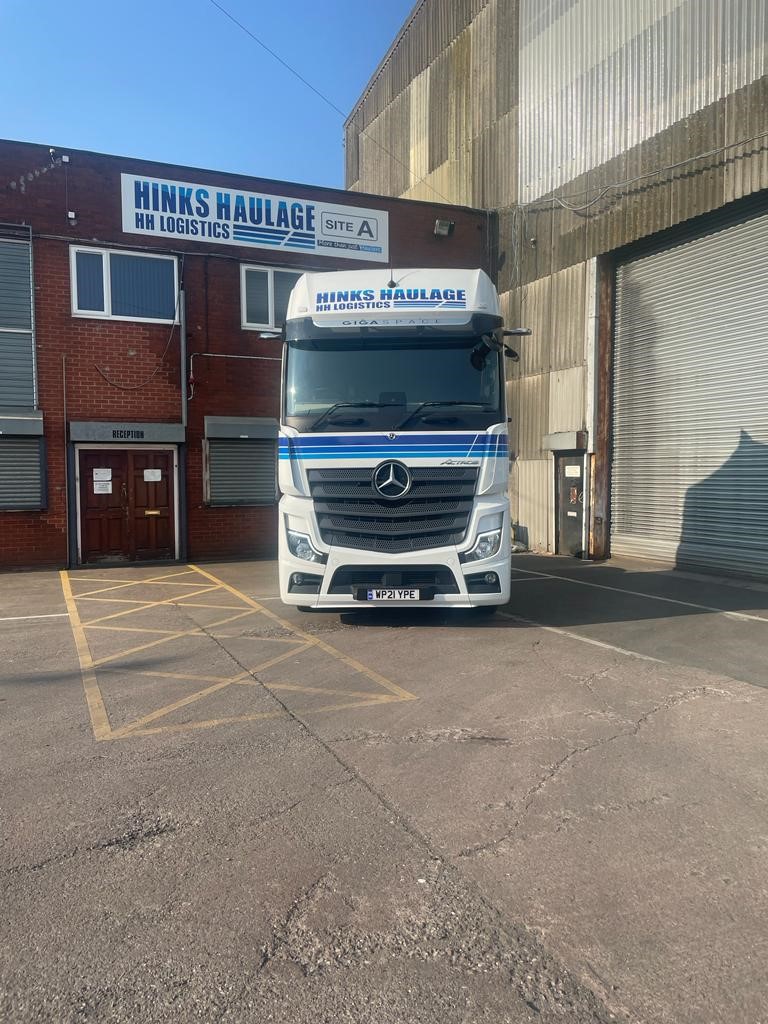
206;439;277;506
0;437;46;509
0;238;35;408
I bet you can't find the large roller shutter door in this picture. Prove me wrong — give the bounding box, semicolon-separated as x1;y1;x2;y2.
611;209;768;577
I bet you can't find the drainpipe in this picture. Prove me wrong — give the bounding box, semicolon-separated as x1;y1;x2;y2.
179;287;188;428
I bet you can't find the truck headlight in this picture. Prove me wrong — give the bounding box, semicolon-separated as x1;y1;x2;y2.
286;530;326;564
460;528;502;563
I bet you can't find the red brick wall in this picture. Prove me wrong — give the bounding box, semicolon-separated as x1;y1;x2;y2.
0;140;489;568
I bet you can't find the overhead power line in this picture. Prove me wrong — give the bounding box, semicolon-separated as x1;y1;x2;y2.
529;129;768;213
207;0;453;205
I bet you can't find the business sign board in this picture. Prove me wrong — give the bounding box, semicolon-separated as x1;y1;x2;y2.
120;174;389;262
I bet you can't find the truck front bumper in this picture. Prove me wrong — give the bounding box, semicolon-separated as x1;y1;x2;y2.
278;496;511;610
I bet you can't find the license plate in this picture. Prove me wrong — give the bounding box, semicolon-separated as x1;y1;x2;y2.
365;588;420;601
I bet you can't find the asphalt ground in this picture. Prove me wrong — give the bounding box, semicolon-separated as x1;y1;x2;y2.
2;554;768;1023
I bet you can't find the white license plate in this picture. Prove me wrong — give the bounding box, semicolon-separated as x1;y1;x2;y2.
366;588;420;601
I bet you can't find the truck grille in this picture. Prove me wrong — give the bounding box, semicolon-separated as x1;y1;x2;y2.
329;566;459;595
308;466;478;554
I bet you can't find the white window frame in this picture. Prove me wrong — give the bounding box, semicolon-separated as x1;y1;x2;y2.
240;264;303;331
70;246;179;324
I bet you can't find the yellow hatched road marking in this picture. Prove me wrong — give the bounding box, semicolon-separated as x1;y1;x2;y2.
90;609;258;667
111;680;235;738
82;585;221;625
61;563;417;742
189;564;417;703
120;697;400;741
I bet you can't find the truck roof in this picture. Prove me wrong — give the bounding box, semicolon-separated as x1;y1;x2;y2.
285;267;500;330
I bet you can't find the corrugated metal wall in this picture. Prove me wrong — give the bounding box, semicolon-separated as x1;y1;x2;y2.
345;0;768;553
346;0;518;208
519;0;768;202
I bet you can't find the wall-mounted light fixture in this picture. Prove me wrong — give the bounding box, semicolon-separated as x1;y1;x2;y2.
67;211;77;226
433;218;455;237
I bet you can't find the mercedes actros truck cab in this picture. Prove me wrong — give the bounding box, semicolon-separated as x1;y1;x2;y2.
278;267;513;611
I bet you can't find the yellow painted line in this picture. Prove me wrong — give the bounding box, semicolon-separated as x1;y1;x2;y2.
86;624;183;635
59;571;112;741
91;629;206;667
72;579;219;598
71;581;153;598
116;696;400;740
82;585;221;625
175;602;250;610
140;670;238;685
237;643;316;676
89;609;257;667
267;682;396;700
119;710;285;739
189;564;417;703
76;595;161;605
111;680;234;738
212;632;306;642
144;570;200;580
122;579;223;586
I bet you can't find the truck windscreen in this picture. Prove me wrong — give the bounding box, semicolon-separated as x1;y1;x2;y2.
283;337;503;433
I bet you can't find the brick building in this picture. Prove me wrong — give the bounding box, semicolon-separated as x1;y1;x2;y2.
0;139;489;568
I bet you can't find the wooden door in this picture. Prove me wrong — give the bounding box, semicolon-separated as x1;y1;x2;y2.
128;450;174;560
79;450;129;562
79;449;175;562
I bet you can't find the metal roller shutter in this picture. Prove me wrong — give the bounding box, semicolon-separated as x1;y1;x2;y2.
206;438;277;506
0;238;36;408
0;437;46;509
611;209;768;577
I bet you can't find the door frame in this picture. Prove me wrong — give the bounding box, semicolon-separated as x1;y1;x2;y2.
74;443;180;564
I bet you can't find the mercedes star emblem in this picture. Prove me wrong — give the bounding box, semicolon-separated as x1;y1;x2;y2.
372;460;412;499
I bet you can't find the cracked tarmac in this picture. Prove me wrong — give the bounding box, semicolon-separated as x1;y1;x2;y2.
2;554;768;1022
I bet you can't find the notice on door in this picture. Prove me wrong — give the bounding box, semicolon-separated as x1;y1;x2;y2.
564;465;581;478
93;481;112;494
93;468;112;481
143;468;162;482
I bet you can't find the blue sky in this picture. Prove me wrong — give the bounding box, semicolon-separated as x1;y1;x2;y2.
0;0;415;188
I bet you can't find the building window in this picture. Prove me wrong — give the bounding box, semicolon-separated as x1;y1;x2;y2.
241;266;302;330
203;416;278;506
0;436;46;510
70;247;178;323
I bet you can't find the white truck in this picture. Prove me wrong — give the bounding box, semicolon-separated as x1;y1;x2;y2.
278;267;515;612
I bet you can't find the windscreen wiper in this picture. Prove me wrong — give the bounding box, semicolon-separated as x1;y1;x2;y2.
395;401;490;431
308;402;387;432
